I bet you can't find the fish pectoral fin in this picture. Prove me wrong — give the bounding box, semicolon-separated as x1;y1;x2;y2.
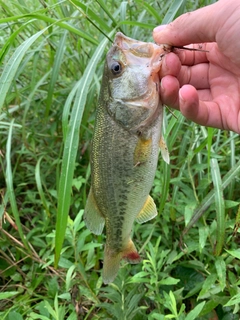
103;239;141;284
135;195;157;224
84;187;105;235
133;137;152;166
159;136;170;164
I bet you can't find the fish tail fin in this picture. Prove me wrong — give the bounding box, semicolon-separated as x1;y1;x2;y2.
102;248;122;284
102;239;141;284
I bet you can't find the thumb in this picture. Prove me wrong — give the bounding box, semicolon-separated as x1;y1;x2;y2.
153;2;221;46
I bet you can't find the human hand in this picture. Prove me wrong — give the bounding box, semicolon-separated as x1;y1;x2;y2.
153;0;240;134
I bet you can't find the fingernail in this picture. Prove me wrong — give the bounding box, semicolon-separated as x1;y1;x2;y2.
153;25;167;33
179;88;185;103
160;77;165;92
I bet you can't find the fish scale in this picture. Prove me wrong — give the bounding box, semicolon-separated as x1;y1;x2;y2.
84;32;170;284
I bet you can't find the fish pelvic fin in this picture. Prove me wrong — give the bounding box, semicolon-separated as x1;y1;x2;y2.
135;195;157;224
84;187;105;235
159;136;170;164
102;239;141;284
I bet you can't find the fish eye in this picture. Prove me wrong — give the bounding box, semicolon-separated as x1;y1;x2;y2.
111;61;122;75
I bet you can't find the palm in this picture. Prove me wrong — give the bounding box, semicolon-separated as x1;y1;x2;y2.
192;43;240;131
154;0;240;133
159;44;240;133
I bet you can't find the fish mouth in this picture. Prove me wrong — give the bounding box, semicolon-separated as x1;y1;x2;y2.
113;32;171;72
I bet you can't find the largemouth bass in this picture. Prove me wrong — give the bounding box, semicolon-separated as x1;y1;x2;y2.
84;32;170;284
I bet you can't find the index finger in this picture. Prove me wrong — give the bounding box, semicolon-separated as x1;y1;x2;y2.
173;44;210;66
153;3;220;46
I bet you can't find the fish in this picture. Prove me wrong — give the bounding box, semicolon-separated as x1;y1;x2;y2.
84;32;170;284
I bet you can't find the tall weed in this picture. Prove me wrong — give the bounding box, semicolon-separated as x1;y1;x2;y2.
1;0;240;319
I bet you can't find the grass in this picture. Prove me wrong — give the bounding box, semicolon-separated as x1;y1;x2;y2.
0;0;240;319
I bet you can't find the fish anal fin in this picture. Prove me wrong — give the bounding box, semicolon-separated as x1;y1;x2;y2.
103;239;140;284
84;187;105;235
122;239;141;264
133;137;152;166
135;195;157;224
159;136;170;164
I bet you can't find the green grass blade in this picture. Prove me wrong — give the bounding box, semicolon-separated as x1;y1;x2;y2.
35;156;50;217
185;301;206;320
207;127;214;163
22;71;51;141
159;161;171;215
119;1;128;35
62;79;81;142
96;0;119;28
69;0;113;43
166;111;185;150
55;31;115;267
0;26;50;114
164;112;185;220
228;131;236;199
135;0;162;24
183;159;240;236
69;0;111;33
1;0;240;317
0;21;31;64
131;10;147;39
162;0;186;24
30;14;96;45
5;120;30;251
211;158;225;255
0;188;9;220
158;111;178;215
119;20;155;30
0;13;98;45
45;31;67;117
207;127;215;180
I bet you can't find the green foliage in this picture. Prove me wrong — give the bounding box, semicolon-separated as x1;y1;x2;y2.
1;0;240;319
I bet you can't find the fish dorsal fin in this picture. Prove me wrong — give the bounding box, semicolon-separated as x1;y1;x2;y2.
135;195;158;224
84;187;105;235
159;136;170;164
